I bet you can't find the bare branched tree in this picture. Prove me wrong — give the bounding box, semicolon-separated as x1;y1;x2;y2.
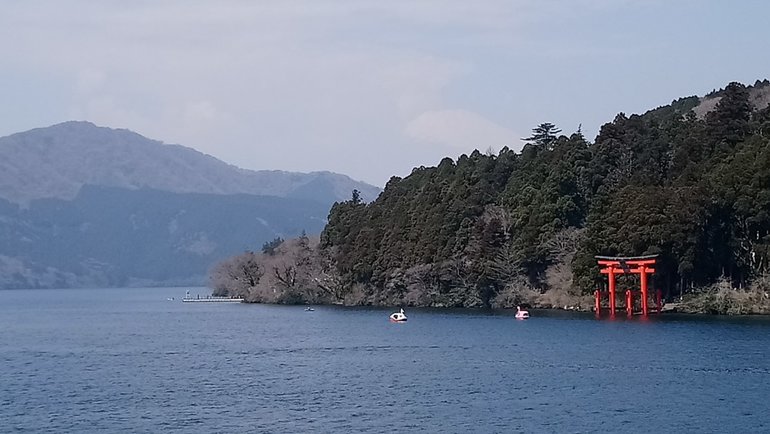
209;251;263;297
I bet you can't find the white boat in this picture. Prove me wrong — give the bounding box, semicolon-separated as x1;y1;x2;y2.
515;306;530;320
305;307;315;311
389;308;407;322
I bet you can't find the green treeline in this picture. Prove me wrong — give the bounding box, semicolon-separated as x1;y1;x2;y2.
211;81;770;312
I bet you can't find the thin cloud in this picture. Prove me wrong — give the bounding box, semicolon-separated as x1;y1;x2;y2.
1;1;768;187
406;109;520;151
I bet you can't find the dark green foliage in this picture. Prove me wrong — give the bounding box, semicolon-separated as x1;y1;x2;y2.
523;123;562;150
262;237;285;255
706;82;752;150
317;80;770;307
642;96;700;124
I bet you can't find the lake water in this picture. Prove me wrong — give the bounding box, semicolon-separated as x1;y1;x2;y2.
1;287;769;433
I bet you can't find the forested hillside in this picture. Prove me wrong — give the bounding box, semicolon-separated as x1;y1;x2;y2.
0;186;328;289
0;121;382;289
213;81;770;312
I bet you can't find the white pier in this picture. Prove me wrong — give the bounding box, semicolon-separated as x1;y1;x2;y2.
182;296;244;303
182;291;244;303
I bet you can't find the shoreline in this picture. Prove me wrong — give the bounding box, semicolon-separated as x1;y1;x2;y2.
236;298;770;317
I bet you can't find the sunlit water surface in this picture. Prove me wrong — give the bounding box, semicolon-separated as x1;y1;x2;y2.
2;287;769;433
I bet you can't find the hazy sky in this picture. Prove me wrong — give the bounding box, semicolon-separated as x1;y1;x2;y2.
2;1;769;187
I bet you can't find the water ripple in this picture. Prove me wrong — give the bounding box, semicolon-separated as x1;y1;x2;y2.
2;288;770;432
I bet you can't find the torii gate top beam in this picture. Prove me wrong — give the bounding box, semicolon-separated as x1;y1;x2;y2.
595;254;658;261
595;254;658;269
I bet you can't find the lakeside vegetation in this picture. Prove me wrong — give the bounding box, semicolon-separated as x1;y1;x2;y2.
211;81;770;314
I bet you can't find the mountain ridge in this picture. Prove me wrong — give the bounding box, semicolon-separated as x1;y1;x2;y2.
0;120;379;289
0;121;381;205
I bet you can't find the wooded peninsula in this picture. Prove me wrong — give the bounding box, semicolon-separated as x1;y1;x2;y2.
211;81;770;315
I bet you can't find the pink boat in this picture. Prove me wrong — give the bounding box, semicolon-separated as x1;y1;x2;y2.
515;306;530;320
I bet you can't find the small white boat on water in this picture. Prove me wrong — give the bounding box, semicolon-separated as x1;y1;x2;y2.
305;307;315;311
389;308;407;322
515;306;530;320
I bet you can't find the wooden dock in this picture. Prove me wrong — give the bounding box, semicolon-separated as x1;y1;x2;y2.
182;296;244;303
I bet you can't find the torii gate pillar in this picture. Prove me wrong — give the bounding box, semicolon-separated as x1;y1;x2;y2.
596;256;657;318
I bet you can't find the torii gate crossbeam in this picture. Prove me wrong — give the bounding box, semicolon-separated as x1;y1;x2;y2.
595;255;659;318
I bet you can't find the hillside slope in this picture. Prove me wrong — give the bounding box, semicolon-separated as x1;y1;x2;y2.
214;80;770;311
0;186;329;288
0;121;380;289
0;121;380;205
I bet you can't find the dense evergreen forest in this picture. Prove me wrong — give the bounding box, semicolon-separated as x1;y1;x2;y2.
211;81;770;314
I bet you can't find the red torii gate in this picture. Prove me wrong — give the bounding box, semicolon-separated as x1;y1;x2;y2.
595;255;661;318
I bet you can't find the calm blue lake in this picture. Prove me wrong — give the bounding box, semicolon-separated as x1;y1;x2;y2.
1;287;769;433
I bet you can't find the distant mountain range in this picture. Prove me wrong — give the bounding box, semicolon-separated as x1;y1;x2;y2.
0;121;380;205
0;121;381;289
